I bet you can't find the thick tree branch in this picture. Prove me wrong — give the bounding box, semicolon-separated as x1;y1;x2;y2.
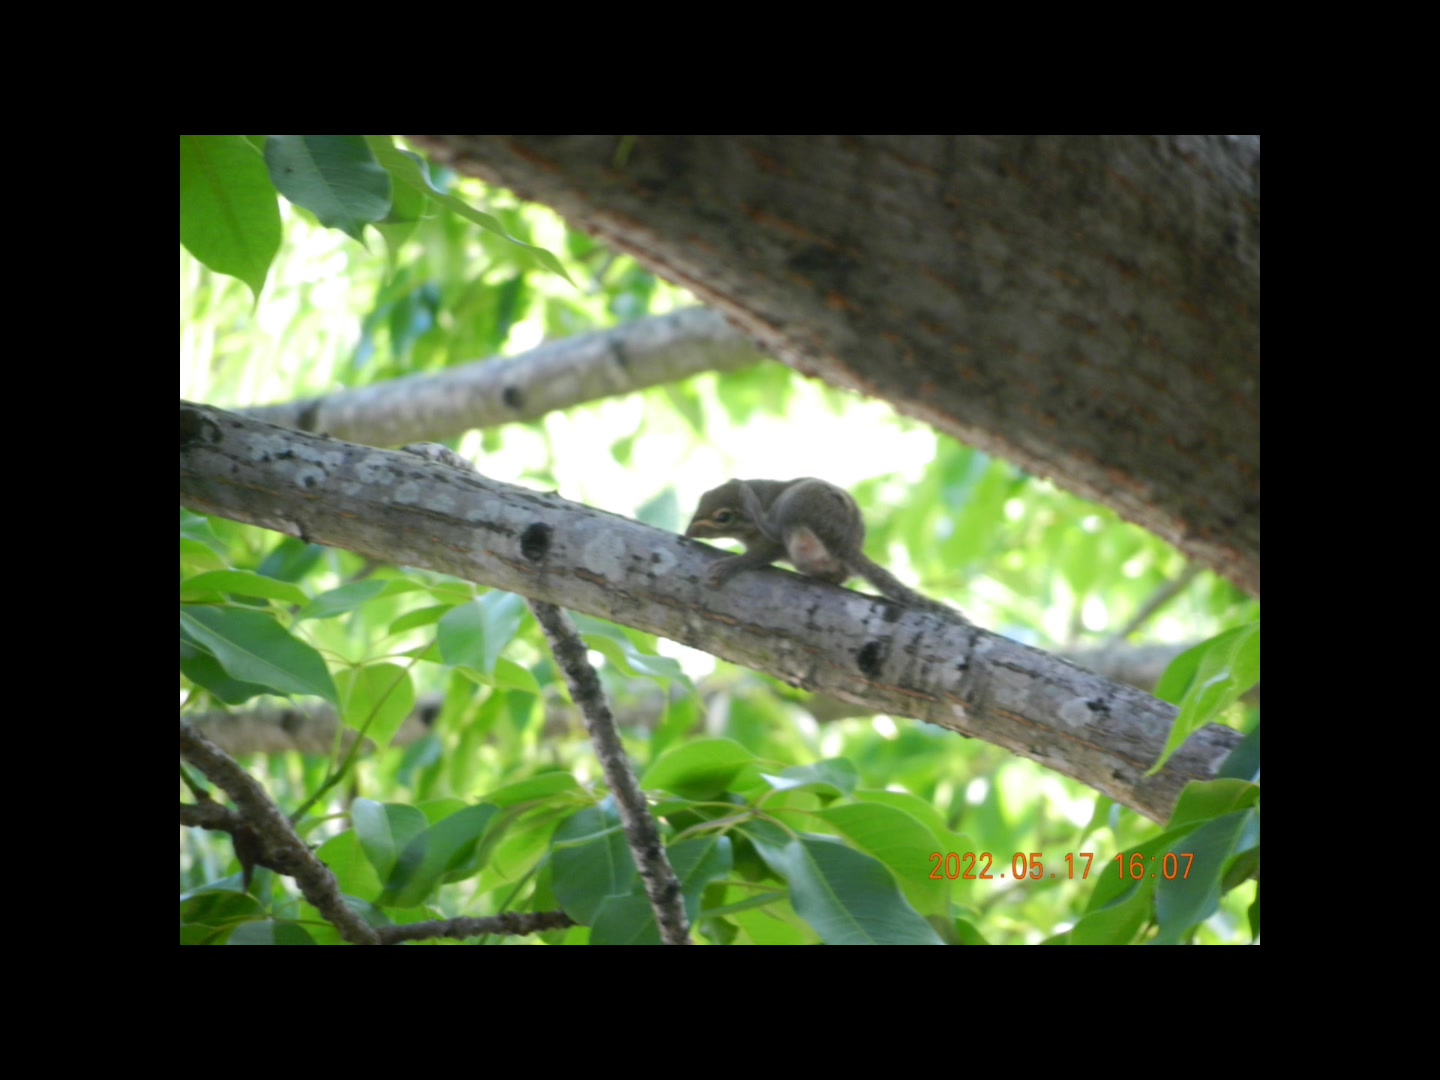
411;135;1261;595
181;401;1240;822
246;307;760;447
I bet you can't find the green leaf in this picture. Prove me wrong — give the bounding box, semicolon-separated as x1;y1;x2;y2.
417;797;468;825
257;537;325;583
179;135;280;301
492;657;542;695
313;830;383;901
264;135;391;242
1149;622;1259;775
352;798;428;882
366;138;576;286
582;634;685;682
748;824;943;945
1155;621;1260;704
611;431;637;467
728;900;815;945
1153;809;1256;945
571;615;686;682
589;835;734;945
1219;726;1261;783
551;805;633;924
480;801;575;890
1066;818;1222;945
1060;519;1105;598
227;920;317;945
818;801;948;916
762;758;859;797
380;803;500;908
365;136;427;256
180;511;228;556
438;592;527;677
180;635;273;705
1168;778;1260;829
642;738;757;800
482;772;585;809
940;453;1006;566
663;383;705;434
1065;877;1153;945
447;690;503;794
336;663;415;749
651;691;700;761
714;363;793;425
855;789;952;845
298;580;397;621
179;876;261;908
179;607;337;704
180;538;227;576
388;604;452;635
953;920;991;946
180;570;309;607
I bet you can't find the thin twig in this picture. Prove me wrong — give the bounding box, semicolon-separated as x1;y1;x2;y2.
530;601;691;945
377;912;576;944
1107;564;1203;645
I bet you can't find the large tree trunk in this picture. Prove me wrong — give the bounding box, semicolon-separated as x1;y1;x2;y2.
411;135;1261;595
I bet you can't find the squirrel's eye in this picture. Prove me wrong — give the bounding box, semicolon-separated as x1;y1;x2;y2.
714;510;734;524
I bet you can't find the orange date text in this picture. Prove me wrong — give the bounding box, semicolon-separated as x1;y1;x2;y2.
928;852;1096;881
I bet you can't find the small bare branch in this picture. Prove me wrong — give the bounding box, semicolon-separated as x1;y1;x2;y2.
532;600;690;944
376;911;576;945
1106;565;1205;645
179;717;381;946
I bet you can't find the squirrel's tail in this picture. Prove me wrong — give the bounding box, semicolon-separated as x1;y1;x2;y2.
852;556;969;622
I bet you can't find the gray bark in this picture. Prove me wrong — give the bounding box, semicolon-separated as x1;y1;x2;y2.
247;307;760;447
181;401;1241;823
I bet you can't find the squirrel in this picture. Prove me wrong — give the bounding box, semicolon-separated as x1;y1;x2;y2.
685;478;965;620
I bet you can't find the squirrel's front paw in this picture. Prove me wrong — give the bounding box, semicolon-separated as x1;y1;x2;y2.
706;560;740;588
